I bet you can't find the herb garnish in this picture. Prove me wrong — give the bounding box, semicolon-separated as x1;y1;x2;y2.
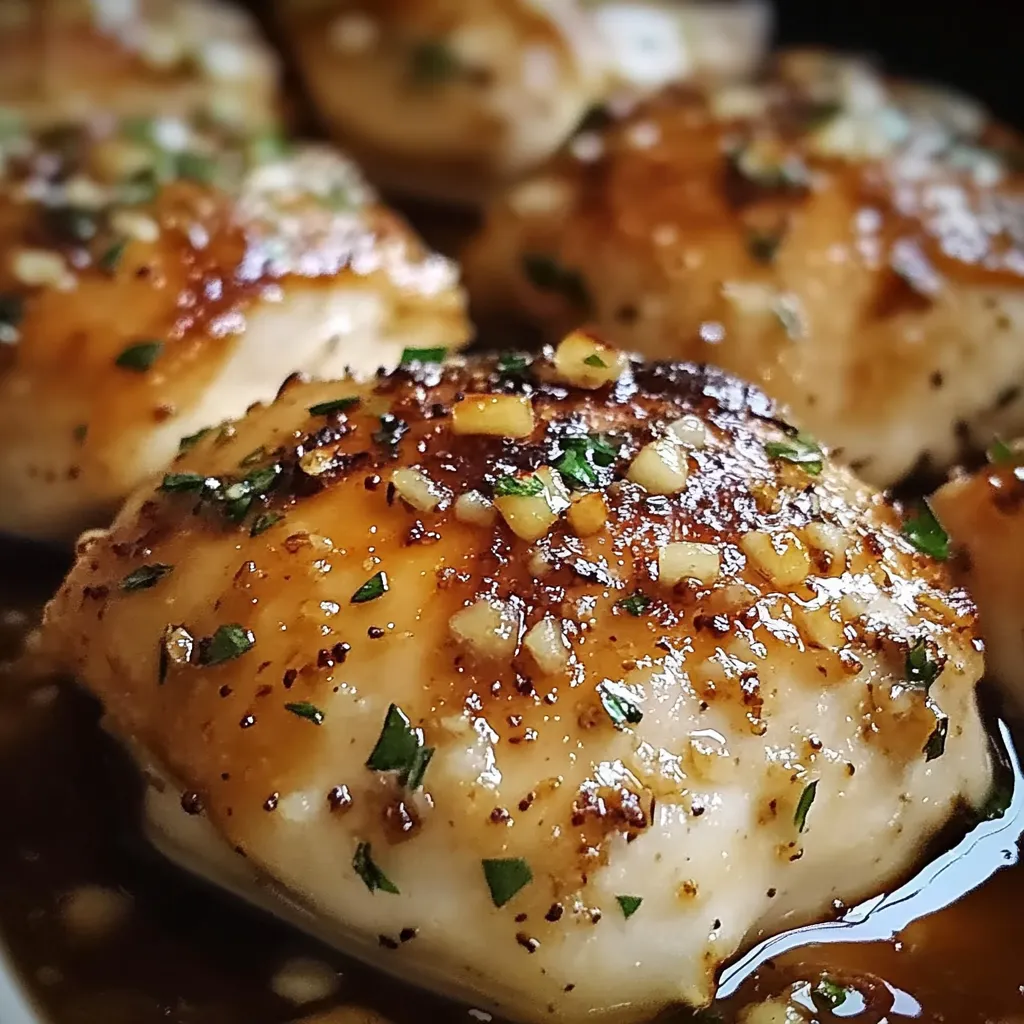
250;511;284;537
285;702;325;725
598;681;643;727
794;779;817;833
554;435;617;490
365;704;434;790
616;591;651;616
583;353;607;367
988;437;1018;464
924;708;948;761
902;501;949;560
400;346;446;365
352;571;388;604
410;40;461;84
493;474;545;498
98;238;127;274
308;396;359;417
73;424;88;443
746;227;785;265
497;352;529;380
811;977;850;1013
247;131;291;165
521;254;591;309
765;431;823;474
199;624;255;666
222;464;282;522
906;638;940;691
120;563;174;592
353;842;400;894
176;151;216;183
615;895;643;919
115;339;163;372
482;858;533;907
177;428;211;454
160;472;208;493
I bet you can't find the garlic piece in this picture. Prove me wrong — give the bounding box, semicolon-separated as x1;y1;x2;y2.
553;331;627;389
391;467;447;512
627;437;689;494
567;492;608;537
741;531;810;589
523;617;570;675
449;598;522;661
495;467;570;542
668;415;707;449
454;490;497;527
659;541;720;587
452;394;535;438
12;249;73;289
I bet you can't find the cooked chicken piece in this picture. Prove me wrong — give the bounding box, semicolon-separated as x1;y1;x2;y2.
0;0;279;131
46;332;991;1023
932;444;1024;719
0;113;468;543
277;0;771;204
465;51;1024;486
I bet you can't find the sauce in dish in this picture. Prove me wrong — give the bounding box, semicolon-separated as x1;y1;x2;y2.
0;539;1022;1024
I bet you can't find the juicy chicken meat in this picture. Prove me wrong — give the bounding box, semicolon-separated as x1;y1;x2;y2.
465;51;1024;486
277;0;771;204
0;0;279;132
0;114;468;543
932;447;1024;719
46;332;991;1023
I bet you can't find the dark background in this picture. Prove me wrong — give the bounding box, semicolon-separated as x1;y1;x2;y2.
774;1;1024;126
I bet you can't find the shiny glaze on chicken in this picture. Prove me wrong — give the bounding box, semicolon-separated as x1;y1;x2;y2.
277;0;770;204
0;0;279;132
45;334;991;1022
466;51;1024;485
0;113;468;542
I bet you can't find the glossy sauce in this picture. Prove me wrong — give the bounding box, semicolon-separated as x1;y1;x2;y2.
0;536;1022;1024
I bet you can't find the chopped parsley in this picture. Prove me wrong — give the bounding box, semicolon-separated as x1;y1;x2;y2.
175;151;216;183
746;227;785;265
554;434;617;490
239;447;266;468
250;511;285;537
410;40;461;84
615;895;643;919
353;842;400;895
284;702;325;725
924;709;948;761
493;474;544;498
811;977;850;1012
160;471;208;493
765;431;823;474
247;131;291;165
177;428;211;454
794;779;817;833
616;591;651;616
598;681;643;727
497;352;530;380
400;346;446;365
120;563;174;592
352;571;388;604
988;437;1018;464
365;704;434;790
906;638;940;691
308;396;359;417
481;857;532;907
222;464;282;522
521;254;591;309
199;624;255;666
98;238;127;274
73;424;88;444
583;353;607;367
902;501;949;560
115;339;163;372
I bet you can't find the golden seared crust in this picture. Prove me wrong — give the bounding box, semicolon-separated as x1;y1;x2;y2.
46;337;990;1020
465;51;1024;485
0;114;468;541
0;0;280;131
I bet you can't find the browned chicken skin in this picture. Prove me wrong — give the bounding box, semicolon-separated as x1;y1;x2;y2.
466;51;1024;486
45;334;991;1022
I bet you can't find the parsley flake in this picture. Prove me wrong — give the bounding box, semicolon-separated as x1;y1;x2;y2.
746;227;785;264
199;624;255;666
497;352;529;379
764;431;823;474
177;428;210;454
924;709;949;761
73;424;88;444
794;779;817;833
811;977;850;1013
115;340;163;372
482;858;532;907
902;501;949;560
308;396;359;417
906;638;940;691
988;437;1018;464
493;474;544;498
615;895;643;919
365;704;434;790
400;346;446;365
250;511;285;537
521;254;591;309
554;435;617;490
352;571;388;604
285;702;325;725
353;842;400;894
120;563;174;592
616;591;651;616
583;353;607;367
598;681;643;727
98;238;127;274
160;472;208;493
410;40;461;84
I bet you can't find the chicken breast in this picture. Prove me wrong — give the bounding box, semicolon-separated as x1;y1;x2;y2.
0;113;468;543
277;0;770;204
45;331;991;1023
0;0;279;131
465;51;1024;486
932;444;1024;719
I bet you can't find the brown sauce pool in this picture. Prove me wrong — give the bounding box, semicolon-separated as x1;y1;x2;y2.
1;538;1022;1024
